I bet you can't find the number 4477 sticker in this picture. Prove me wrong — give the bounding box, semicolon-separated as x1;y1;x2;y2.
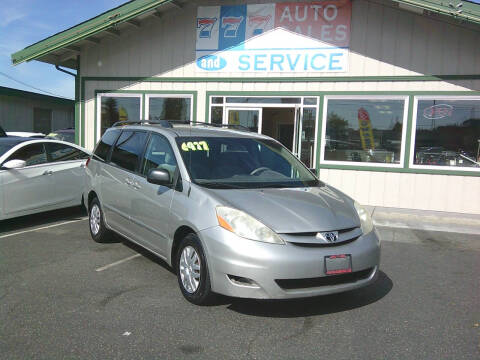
181;141;209;152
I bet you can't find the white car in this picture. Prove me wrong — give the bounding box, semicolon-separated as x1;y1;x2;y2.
0;137;90;220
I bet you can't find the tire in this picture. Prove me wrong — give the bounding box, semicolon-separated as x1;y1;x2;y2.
176;233;213;305
89;197;112;243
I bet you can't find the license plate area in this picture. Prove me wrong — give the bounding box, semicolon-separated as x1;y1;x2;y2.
324;254;352;275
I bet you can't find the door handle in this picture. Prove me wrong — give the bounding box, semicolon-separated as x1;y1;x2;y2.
43;170;53;176
125;178;133;186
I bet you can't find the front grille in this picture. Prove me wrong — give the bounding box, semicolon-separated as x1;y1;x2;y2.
289;236;359;247
275;268;374;290
281;227;362;247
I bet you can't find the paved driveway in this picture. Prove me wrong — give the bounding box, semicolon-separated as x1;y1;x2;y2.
1;208;479;359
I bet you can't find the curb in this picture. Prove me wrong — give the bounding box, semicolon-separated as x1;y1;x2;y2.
364;206;480;236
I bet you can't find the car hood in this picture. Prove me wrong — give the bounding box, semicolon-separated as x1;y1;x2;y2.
206;185;360;233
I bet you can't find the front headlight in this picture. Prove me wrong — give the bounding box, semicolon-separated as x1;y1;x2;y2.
354;201;374;235
216;206;285;244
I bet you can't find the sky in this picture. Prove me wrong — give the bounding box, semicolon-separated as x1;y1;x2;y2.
0;0;129;100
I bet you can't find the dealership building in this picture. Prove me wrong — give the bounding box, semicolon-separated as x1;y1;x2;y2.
12;0;480;214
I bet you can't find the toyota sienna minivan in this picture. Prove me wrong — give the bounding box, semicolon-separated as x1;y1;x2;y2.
84;121;380;305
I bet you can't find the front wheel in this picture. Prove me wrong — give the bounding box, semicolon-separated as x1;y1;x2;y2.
176;233;213;305
89;198;113;243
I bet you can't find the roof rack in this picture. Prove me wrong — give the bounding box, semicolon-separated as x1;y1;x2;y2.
111;120;251;132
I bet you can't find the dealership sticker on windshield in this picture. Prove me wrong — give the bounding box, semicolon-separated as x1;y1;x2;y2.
181;141;209;151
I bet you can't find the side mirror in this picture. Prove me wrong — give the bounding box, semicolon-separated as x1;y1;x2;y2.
147;168;171;186
2;159;26;170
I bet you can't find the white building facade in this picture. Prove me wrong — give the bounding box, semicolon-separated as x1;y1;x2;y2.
13;0;480;214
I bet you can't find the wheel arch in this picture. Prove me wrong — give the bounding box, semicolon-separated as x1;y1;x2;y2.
87;190;98;210
170;225;197;269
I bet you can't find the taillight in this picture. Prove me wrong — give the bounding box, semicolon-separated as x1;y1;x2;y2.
85;157;91;167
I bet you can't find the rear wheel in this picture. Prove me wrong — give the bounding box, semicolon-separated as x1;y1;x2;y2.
176;233;213;305
89;198;112;243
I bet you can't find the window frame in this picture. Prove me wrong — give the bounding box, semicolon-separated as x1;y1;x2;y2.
96;93;143;141
409;95;480;172
207;95;320;169
145;94;194;122
319;95;410;168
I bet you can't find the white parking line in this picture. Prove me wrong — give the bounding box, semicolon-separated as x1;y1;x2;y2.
0;218;88;239
95;254;142;272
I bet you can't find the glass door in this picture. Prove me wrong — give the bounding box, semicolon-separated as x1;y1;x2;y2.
226;108;262;133
298;108;317;168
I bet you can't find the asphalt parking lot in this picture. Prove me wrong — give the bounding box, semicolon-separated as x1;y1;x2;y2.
1;208;479;360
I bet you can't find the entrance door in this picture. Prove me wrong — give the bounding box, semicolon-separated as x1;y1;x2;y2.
226;108;261;133
297;108;317;168
261;107;295;151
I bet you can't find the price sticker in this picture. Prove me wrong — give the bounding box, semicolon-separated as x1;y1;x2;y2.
181;141;209;151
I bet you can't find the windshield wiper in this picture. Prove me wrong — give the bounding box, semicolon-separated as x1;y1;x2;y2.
198;182;245;189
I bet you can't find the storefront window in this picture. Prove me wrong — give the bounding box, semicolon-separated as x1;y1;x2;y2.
148;97;191;122
100;96;141;135
413;98;480;169
211;106;223;125
226;97;301;104
322;97;406;165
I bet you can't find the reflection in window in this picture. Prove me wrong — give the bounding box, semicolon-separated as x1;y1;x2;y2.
149;97;191;122
110;131;148;172
300;108;316;168
228;110;259;132
211;106;223;125
8;143;47;166
414;99;480;168
324;99;405;164
101;96;140;135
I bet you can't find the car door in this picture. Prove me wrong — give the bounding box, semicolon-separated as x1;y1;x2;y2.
1;142;53;216
44;142;90;206
101;130;148;239
128;133;178;256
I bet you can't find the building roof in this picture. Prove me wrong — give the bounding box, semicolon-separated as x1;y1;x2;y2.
11;0;181;69
10;0;480;70
390;0;480;23
0;86;74;105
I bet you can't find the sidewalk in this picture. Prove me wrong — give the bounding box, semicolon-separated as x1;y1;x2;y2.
364;206;480;236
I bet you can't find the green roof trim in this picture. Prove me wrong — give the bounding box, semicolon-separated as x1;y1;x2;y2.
11;0;172;66
0;86;74;105
392;0;480;25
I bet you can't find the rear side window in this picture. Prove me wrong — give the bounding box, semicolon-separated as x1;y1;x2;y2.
45;143;89;162
94;129;120;161
6;143;48;166
110;131;148;172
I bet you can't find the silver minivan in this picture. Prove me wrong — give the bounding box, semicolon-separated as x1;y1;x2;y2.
84;121;380;305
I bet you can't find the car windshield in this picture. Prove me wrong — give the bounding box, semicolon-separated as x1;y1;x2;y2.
176;136;320;189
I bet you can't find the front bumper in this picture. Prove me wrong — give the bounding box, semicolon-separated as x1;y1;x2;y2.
198;226;381;299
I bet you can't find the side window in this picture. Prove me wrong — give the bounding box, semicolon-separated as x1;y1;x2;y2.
45;143;89;162
6;143;48;166
141;134;178;179
94;129;121;162
110;131;148;172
